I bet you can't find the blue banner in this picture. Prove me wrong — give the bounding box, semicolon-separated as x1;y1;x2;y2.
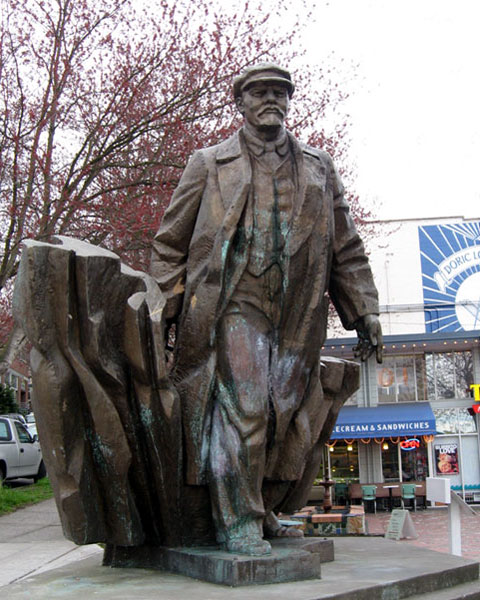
418;222;480;332
331;403;436;439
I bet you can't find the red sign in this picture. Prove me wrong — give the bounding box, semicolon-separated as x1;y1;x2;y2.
471;404;480;414
400;438;420;451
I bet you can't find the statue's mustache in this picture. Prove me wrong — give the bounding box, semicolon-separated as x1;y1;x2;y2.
259;106;284;117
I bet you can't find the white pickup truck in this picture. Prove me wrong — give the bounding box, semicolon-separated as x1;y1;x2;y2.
0;416;46;483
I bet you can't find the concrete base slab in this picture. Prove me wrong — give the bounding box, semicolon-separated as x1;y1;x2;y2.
0;541;89;588
2;537;479;599
103;538;333;586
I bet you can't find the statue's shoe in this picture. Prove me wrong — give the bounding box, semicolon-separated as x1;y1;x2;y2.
263;511;304;538
224;537;272;556
266;525;304;538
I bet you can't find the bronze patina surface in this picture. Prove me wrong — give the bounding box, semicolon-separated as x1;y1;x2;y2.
12;63;382;582
149;62;382;555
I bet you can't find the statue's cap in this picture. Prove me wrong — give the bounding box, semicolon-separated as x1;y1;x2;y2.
233;63;294;98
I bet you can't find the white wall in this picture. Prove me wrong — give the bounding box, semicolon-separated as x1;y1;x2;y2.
366;216;477;336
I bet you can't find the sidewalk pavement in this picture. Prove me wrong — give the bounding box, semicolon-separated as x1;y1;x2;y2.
365;505;480;562
0;497;102;588
1;498;480;597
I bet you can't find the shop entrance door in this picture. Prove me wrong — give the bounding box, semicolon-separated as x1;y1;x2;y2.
381;439;428;481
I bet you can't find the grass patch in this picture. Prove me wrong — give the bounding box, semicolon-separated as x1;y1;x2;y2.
0;478;53;516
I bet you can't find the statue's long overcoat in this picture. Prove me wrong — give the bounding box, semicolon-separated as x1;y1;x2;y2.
150;130;378;486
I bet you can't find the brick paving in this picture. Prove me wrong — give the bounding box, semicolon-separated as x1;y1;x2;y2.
365;506;480;561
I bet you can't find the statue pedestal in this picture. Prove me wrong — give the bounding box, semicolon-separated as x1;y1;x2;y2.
103;537;334;586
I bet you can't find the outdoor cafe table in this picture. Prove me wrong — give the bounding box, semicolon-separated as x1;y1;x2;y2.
383;485;399;511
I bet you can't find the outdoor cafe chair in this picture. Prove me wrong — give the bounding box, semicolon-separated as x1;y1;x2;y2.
334;482;349;506
401;483;417;511
361;485;378;514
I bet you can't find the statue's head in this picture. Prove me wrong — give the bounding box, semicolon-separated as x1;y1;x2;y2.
233;63;294;136
232;63;294;100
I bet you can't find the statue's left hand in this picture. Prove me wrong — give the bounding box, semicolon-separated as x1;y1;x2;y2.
353;314;383;364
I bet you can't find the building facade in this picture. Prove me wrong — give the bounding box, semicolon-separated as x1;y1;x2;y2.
326;216;480;502
1;355;32;412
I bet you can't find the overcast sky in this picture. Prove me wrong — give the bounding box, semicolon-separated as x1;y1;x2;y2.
299;0;480;221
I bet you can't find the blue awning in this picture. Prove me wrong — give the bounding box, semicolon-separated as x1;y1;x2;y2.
331;402;436;439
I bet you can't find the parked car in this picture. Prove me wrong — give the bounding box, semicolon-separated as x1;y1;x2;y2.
0;412;27;425
25;413;37;437
25;413;35;423
0;416;46;483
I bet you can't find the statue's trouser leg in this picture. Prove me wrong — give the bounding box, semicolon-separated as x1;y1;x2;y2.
209;310;270;545
262;480;291;514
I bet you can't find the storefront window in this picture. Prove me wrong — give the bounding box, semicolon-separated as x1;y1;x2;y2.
395;357;416;402
434;408;458;434
434;408;477;434
382;443;399;481
401;441;428;481
414;356;427;401
426;351;473;400
382;439;428;482
457;408;477;433
433;353;455;398
455;352;474;397
377;355;425;403
425;354;435;399
329;442;359;481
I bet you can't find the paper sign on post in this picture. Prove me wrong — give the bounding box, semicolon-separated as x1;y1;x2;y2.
385;509;418;540
426;477;450;504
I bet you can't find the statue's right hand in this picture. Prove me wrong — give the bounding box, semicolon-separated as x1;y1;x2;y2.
353;314;383;364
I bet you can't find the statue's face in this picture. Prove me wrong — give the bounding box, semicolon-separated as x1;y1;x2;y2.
236;82;290;133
